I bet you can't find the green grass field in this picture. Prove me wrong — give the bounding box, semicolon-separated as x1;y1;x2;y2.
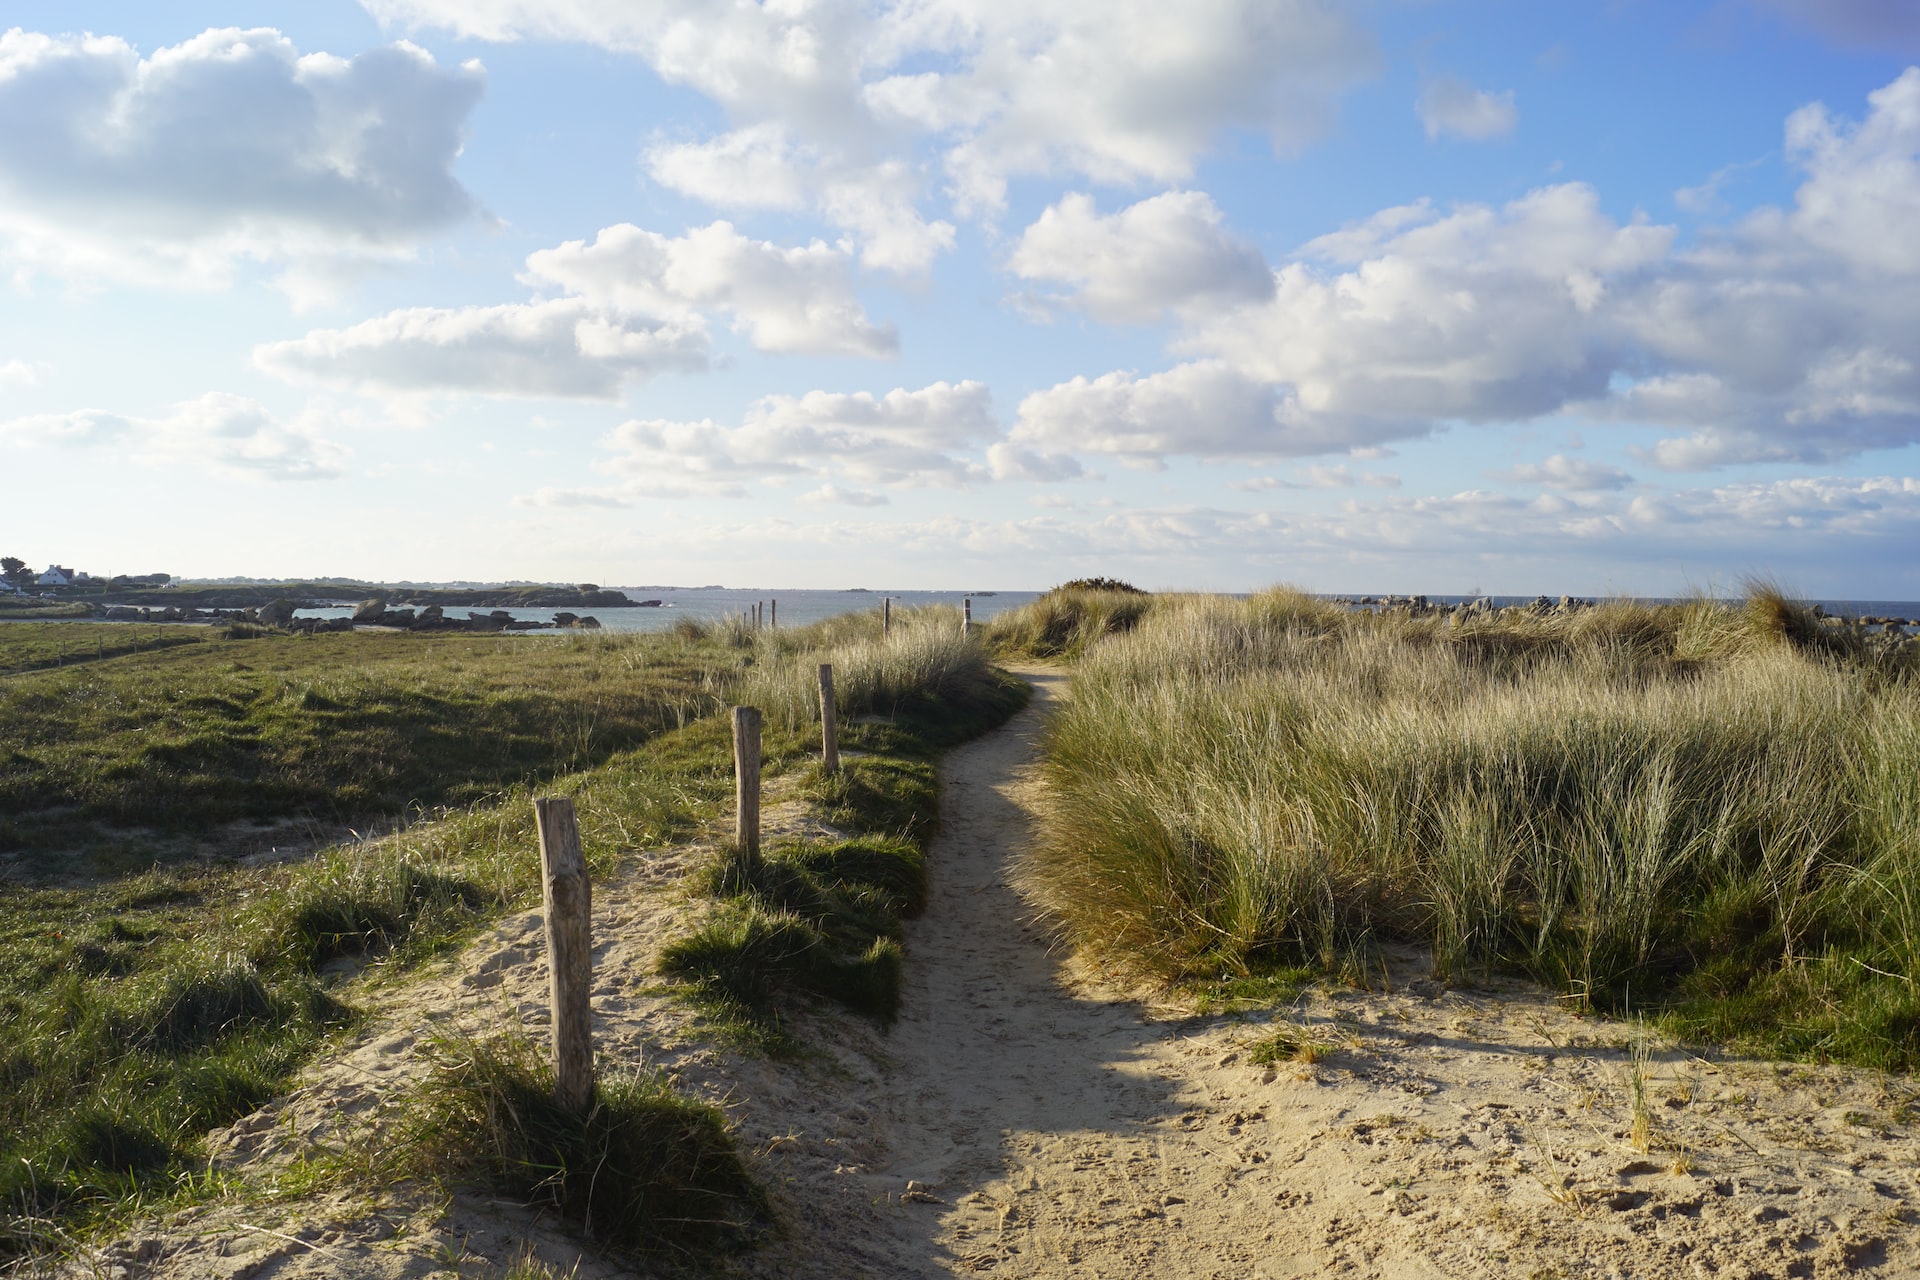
0;607;1021;1258
0;625;730;872
999;585;1920;1070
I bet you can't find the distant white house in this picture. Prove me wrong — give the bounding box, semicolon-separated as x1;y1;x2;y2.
36;565;76;586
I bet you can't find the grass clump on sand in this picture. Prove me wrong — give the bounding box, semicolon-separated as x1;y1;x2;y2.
389;1030;761;1256
1026;584;1920;1069
985;580;1157;660
660;606;1027;1040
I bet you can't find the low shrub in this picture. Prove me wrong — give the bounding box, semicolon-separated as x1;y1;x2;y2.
1025;584;1920;1067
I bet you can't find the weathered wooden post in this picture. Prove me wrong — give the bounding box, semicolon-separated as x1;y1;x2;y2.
883;596;891;639
963;597;972;639
533;796;593;1115
732;706;762;873
770;598;777;629
818;664;839;776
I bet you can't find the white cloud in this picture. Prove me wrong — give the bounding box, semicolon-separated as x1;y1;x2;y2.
0;359;39;387
254;298;710;399
260;217;897;400
0;393;348;480
1417;76;1518;141
512;486;633;509
365;0;1376;258
1028;72;1920;471
645;127;956;274
985;442;1084;482
1778;68;1920;274
1008;191;1274;322
1230;465;1402;491
1493;454;1634;490
800;484;891;507
0;28;482;289
522;221;896;357
590;380;1000;497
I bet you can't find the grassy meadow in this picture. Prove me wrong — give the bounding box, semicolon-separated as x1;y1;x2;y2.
0;607;1017;1257
995;585;1920;1069
0;623;729;871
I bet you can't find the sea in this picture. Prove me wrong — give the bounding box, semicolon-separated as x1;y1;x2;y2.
10;587;1920;632
287;588;1047;633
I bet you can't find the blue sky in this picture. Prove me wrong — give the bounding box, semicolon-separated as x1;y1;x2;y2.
4;0;1920;595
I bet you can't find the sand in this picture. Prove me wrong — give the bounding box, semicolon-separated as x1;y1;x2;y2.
47;666;1920;1279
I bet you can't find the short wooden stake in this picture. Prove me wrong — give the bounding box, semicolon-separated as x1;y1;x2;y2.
732;706;762;872
818;664;839;776
533;796;593;1115
883;596;891;639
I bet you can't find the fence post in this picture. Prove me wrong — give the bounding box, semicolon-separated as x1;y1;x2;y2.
963;597;972;639
771;598;777;629
818;664;839;776
732;706;762;873
533;797;593;1115
883;596;891;640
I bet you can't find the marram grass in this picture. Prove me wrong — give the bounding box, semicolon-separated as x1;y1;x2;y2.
1023;586;1920;1067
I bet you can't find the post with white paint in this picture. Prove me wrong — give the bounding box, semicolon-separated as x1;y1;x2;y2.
732;705;763;874
533;796;593;1115
818;663;839;776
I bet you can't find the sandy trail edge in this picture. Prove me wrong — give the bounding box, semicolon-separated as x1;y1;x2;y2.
48;665;1920;1280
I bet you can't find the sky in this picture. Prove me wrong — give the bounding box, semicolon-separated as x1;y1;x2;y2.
3;1;1920;595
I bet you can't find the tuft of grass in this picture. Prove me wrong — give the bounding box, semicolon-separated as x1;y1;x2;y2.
389;1030;761;1256
1023;583;1920;1068
1248;1022;1335;1066
986;585;1158;659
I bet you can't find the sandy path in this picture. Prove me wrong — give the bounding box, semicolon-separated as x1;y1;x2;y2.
787;666;1919;1279
60;666;1920;1279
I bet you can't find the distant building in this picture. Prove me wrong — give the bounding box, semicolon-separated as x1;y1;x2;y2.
36;565;76;586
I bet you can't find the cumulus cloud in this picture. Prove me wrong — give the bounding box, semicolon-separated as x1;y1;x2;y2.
364;0;1376;262
1492;454;1634;490
1008;192;1274;322
260;216;899;399
590;380;1001;497
254;299;709;399
1417;76;1518;141
1017;69;1920;471
0;393;348;480
0;27;482;288
523;221;895;357
645;126;956;274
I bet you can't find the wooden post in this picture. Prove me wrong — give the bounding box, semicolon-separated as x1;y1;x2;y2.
732;706;762;872
963;597;972;639
818;664;839;776
883;596;891;639
533;797;593;1115
770;598;777;629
